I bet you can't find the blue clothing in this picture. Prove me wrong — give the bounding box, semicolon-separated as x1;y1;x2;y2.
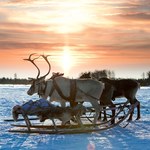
21;98;50;114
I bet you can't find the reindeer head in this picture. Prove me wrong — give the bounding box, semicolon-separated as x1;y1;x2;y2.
12;105;22;121
24;53;51;96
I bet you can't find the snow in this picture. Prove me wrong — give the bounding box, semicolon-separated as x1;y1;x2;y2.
0;85;150;150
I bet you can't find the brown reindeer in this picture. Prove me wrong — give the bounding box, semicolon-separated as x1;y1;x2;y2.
99;77;141;122
79;73;140;122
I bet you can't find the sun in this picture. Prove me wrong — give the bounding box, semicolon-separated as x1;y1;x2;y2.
61;46;74;76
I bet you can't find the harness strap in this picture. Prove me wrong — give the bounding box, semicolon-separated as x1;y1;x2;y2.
38;81;45;96
49;83;55;96
43;80;55;98
70;79;77;102
53;79;77;103
38;79;77;107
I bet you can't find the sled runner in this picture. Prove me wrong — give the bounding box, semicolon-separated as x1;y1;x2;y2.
9;101;139;134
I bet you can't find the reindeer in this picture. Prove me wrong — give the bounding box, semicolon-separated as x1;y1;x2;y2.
24;54;104;124
12;98;86;131
99;77;141;122
79;73;140;123
37;103;86;127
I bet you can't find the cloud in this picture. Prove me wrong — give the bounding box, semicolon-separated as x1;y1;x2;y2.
127;0;150;6
0;42;57;50
118;12;150;21
7;0;35;3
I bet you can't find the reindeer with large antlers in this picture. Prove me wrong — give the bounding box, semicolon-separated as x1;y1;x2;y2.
24;53;51;97
24;53;66;106
24;53;104;124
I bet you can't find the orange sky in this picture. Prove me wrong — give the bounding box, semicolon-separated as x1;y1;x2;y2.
0;0;150;79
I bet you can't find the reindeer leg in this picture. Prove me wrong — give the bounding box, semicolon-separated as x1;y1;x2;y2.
136;100;141;120
98;111;102;120
110;103;115;124
128;101;134;121
111;108;115;124
128;99;141;121
52;119;58;131
103;106;107;121
98;106;107;121
128;111;133;121
98;105;107;121
90;100;100;125
75;114;83;127
23;114;31;132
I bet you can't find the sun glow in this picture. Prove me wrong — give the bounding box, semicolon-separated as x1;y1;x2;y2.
46;2;93;33
61;46;74;76
57;8;90;33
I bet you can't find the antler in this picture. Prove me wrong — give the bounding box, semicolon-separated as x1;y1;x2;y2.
40;54;51;79
24;53;40;79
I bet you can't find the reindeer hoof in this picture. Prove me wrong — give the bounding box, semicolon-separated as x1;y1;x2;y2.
136;117;141;120
103;118;107;122
127;118;132;122
111;121;115;125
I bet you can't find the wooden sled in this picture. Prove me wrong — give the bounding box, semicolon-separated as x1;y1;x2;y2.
8;101;139;134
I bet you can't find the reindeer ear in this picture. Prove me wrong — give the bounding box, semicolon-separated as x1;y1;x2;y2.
28;77;35;83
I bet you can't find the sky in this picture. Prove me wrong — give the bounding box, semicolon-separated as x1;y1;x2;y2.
0;0;150;79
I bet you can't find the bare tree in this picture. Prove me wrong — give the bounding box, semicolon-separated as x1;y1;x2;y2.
147;71;150;79
14;73;17;79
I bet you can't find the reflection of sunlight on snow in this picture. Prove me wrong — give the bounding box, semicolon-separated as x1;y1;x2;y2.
88;135;113;149
87;141;95;150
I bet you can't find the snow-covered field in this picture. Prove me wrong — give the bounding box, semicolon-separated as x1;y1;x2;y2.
0;85;150;150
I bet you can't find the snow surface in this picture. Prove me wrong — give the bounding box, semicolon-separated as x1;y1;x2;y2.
0;85;150;150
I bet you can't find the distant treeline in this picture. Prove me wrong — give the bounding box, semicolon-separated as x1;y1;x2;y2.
138;78;150;86
0;70;150;86
0;77;29;84
79;69;150;86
